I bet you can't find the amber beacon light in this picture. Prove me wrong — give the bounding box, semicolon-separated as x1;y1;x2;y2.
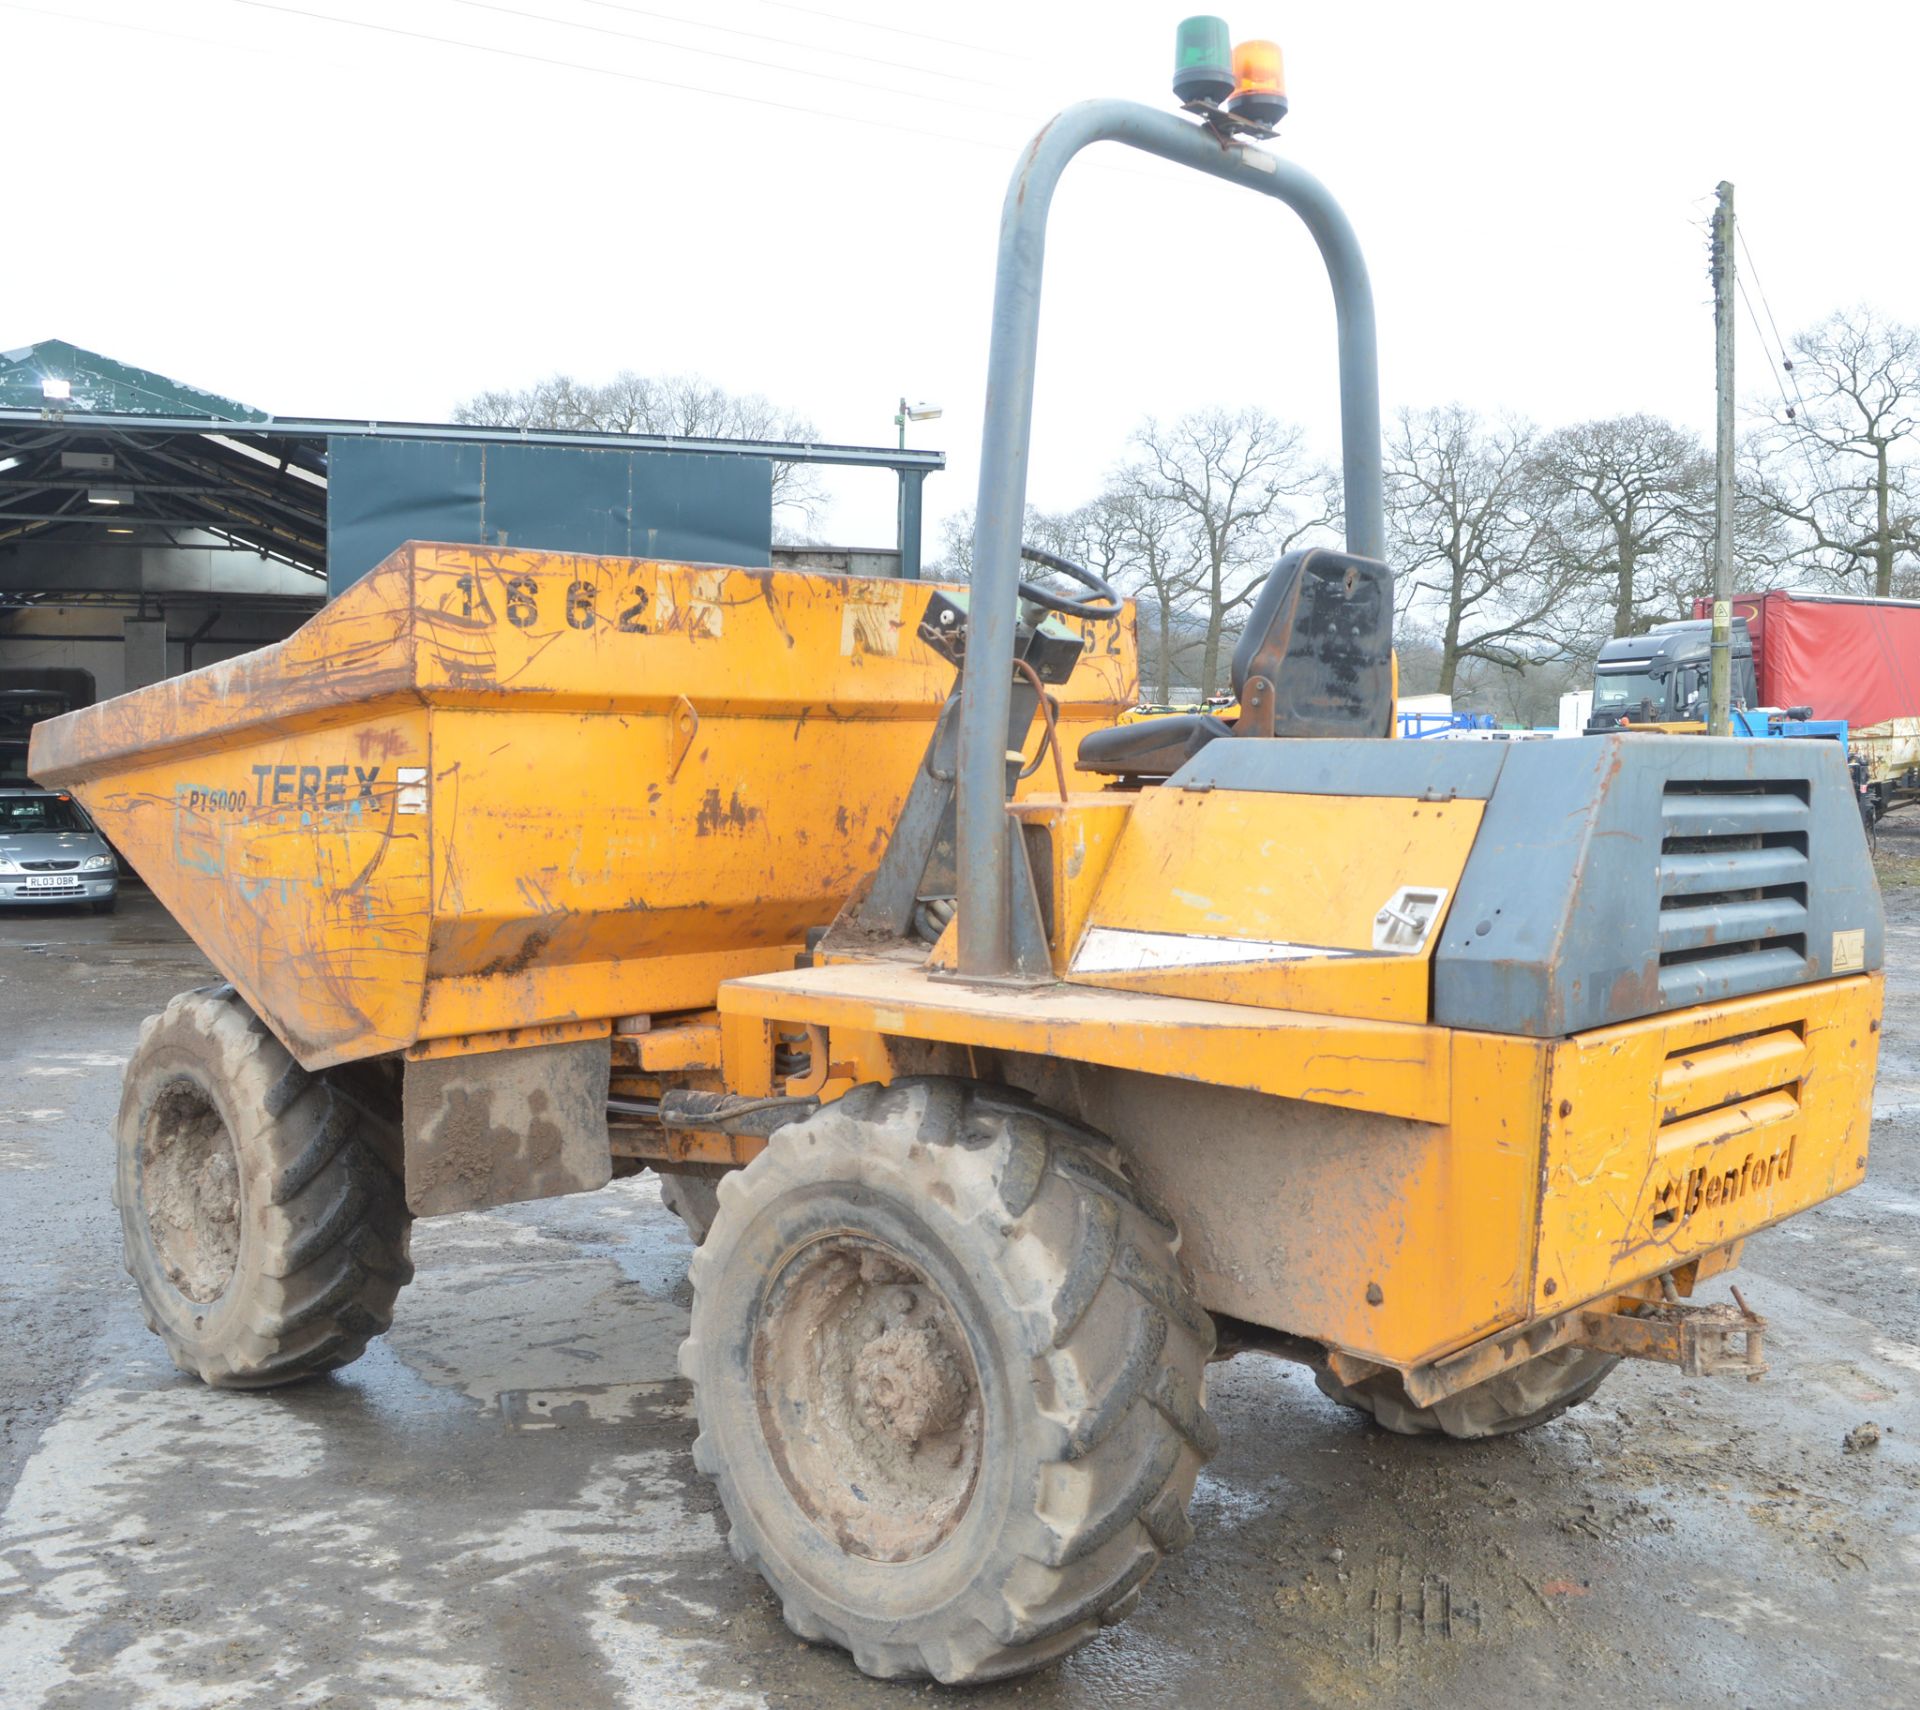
1229;37;1289;125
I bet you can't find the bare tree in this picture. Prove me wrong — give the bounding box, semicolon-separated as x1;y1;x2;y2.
1451;651;1588;730
1390;625;1446;698
1387;406;1568;695
1746;307;1920;597
453;373;605;432
1101;478;1205;702
931;488;1210;702
927;503;1071;584
1132;408;1341;696
1530;414;1712;641
931;507;977;581
452;369;826;526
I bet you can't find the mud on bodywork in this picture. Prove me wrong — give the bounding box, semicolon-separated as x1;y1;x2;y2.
402;1036;612;1216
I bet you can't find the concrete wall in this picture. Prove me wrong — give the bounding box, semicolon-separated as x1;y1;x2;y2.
771;545;903;578
0;531;321;709
0;534;321;601
0;606;308;704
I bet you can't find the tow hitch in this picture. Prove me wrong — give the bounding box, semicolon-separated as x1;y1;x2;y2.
1572;1285;1768;1382
1397;1282;1768;1409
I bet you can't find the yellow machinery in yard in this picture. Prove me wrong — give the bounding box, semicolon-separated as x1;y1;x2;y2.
31;35;1884;1688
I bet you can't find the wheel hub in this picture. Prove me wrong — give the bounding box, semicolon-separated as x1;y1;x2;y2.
140;1076;241;1304
854;1314;970;1446
754;1238;982;1563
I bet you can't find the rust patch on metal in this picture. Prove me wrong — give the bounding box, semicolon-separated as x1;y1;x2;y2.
1605;962;1662;1019
354;726;410;760
695;788;761;836
471;927;552;981
756;574;796;649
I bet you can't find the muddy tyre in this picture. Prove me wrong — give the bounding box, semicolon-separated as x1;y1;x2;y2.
656;1168;721;1245
1314;1346;1618;1439
682;1079;1216;1684
116;987;413;1388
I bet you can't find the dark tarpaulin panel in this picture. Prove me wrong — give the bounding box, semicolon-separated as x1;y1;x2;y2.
1697;592;1920;730
325;437;772;598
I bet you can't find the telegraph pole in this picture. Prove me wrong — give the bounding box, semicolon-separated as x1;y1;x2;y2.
1709;181;1735;736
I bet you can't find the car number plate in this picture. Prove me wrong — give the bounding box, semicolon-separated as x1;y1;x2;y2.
22;875;76;889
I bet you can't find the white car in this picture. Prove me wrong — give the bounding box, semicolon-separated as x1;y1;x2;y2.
0;788;119;913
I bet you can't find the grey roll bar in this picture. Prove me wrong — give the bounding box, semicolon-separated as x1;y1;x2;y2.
955;99;1386;978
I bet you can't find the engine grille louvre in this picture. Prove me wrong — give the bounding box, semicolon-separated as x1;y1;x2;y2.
1648;1022;1805;1228
1656;781;1810;1006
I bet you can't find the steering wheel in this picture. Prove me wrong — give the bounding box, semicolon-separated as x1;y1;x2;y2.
1018;545;1123;623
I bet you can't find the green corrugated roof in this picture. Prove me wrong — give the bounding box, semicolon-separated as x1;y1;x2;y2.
0;339;266;420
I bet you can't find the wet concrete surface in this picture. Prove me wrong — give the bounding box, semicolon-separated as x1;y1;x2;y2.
2;872;1918;1709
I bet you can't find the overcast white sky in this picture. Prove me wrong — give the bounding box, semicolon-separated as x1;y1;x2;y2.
7;0;1918;552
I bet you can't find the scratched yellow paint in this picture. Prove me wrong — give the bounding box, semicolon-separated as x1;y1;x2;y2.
1534;974;1881;1313
998;795;1137;975
32;536;1883;1381
720;958;1452;1124
31;542;1138;1067
714;963;1878;1367
26;548;435;1064
1064;789;1483;1021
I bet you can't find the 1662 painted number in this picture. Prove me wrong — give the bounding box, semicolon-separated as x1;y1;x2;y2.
454;574;649;633
1077;617;1123;657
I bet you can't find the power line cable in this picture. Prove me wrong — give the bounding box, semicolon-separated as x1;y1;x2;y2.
1736;225;1864;564
440;0;1032;116
14;4;1202;226
1736;228;1798;391
212;1;1168;184
1736;272;1845;534
1738;226;1839;463
570;0;1010;90
1737;274;1859;559
753;0;1038;62
213;0;1018;150
1734;276;1797;420
0;0;355;65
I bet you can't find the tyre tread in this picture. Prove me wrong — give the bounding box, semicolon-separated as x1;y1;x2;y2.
685;1078;1216;1686
1314;1345;1619;1439
119;988;411;1390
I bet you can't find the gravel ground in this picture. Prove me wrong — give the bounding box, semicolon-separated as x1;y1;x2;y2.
1;864;1916;1710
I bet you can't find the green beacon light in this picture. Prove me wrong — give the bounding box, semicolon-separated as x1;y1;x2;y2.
1173;15;1236;105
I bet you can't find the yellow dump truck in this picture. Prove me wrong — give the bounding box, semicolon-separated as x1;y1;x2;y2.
31;66;1884;1689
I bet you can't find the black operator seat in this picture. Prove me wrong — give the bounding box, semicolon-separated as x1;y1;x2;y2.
1076;547;1395;780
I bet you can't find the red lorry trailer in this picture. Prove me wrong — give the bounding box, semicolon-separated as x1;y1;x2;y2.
1694;590;1920;818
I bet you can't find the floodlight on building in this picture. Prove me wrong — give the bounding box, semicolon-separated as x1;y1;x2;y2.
894;397;942;450
87;487;134;506
41;376;71;401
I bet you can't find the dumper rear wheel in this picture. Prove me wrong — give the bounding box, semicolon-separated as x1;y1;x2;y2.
681;1079;1216;1684
1314;1346;1618;1439
116;988;413;1388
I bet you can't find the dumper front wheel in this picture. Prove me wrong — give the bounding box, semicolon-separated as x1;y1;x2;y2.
1314;1346;1618;1439
681;1079;1216;1684
116;988;413;1388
